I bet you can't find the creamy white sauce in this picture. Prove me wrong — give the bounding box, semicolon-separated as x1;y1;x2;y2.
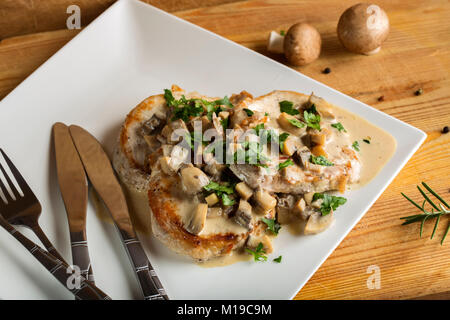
120;92;397;268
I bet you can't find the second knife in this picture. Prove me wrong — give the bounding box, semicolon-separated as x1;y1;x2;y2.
53;122;95;283
69;124;169;300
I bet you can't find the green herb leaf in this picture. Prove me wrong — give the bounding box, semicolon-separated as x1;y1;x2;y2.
279;100;300;115
331;122;347;132
245;242;267;262
244;108;254;116
310;155;334;166
203;181;234;194
221;118;229;131
280;30;286;36
253;123;265;135
261;217;282;235
273;256;282;263
288;118;306;128
221;193;235;206
277;159;294;170
304;110;321;130
278;132;290;152
213;96;234;108
313;193;347;215
352;141;360;151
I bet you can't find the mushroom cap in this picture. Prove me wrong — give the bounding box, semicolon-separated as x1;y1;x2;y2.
284;23;321;66
337;3;389;55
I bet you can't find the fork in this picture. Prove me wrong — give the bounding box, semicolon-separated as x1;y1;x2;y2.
0;149;65;262
0;148;110;299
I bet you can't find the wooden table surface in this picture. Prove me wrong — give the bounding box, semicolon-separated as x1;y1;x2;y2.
0;0;449;300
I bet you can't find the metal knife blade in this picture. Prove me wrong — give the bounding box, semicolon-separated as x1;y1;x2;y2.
68;125;169;300
52;122;95;283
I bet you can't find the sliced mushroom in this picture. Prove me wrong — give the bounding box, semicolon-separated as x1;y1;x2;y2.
230;107;249;128
254;189;277;213
246;234;273;254
282;135;303;156
293;198;306;216
235;182;253;200
304;211;334;234
143;135;161;151
180;167;210;195
159;156;181;175
170;145;189;167
277;112;306;136
140;114;166;135
309;127;332;146
234;199;253;229
300;206;316;221
162;119;189;144
276;194;297;224
185;203;208;235
304;192;315;206
205;193;219;206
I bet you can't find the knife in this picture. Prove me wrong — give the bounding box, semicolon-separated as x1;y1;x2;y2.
53;122;95;283
68;125;169;300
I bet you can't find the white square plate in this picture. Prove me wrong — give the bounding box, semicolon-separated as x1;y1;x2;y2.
0;0;425;299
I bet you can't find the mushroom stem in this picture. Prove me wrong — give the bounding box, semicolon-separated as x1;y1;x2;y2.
267;31;285;54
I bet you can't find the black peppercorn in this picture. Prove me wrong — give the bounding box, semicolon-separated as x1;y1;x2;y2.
322;67;331;74
442;126;449;134
378;96;384;102
414;88;423;96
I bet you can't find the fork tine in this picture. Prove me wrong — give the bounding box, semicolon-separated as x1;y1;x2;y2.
0;149;34;197
0;169;13;203
0;155;21;200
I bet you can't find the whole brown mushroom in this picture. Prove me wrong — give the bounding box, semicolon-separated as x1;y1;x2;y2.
337;3;389;55
283;23;321;66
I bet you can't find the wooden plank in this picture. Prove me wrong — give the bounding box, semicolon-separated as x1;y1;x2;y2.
0;0;449;299
0;0;242;39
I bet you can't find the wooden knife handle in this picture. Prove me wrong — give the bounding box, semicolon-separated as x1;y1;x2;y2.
0;216;110;300
119;229;169;300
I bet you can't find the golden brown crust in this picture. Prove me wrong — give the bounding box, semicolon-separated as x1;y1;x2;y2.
147;174;249;260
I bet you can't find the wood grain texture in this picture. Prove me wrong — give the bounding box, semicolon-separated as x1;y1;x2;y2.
0;0;449;300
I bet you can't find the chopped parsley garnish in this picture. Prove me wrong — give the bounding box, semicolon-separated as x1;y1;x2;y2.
310;155;334;166
203;181;236;205
288;118;306;128
204;181;234;194
352;141;360;151
265;112;269;116
163;89;234;122
220;193;235;206
185;131;207;150
261;217;282;235
303;110;321;130
253;123;265;135
331;122;347;132
363;139;371;144
213;96;234;108
280;30;286;36
277;159;294;170
234;141;270;168
273;256;282;263
244;108;254;116
220;118;229;131
278;132;290;152
279;100;300;115
305;103;317;114
313;193;347;216
245;242;267;262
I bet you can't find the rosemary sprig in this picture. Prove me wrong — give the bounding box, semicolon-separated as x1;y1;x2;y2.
400;182;450;245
